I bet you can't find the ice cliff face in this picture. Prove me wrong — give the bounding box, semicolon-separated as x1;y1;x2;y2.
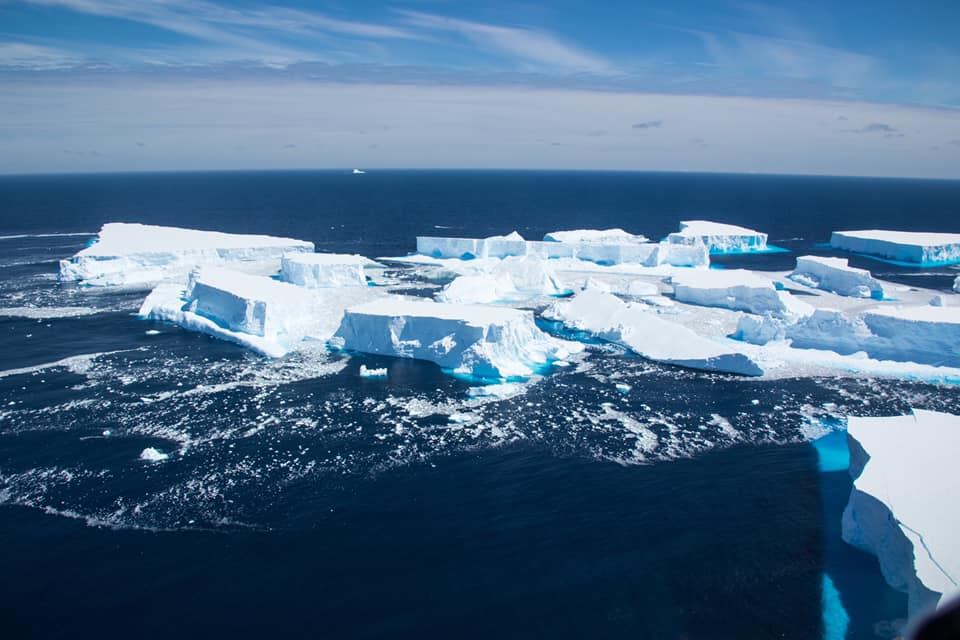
666;220;769;254
544;288;763;376
830;230;960;266
842;410;960;617
789;256;884;299
60;223;314;287
333;298;582;380
280;253;372;288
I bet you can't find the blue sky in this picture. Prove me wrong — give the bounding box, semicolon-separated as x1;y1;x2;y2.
1;1;959;176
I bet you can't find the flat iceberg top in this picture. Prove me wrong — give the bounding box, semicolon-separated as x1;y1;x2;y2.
848;409;960;605
543;228;649;244
345;298;528;325
77;223;313;256
190;266;306;303
671;269;774;290
797;255;858;269
282;253;374;265
864;305;960;324
832;230;960;245
675;220;764;237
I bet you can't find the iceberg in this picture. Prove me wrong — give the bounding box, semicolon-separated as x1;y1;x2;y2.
842;409;960;617
415;233;709;267
789;255;885;299
280;253;374;288
671;270;813;317
666;220;769;254
359;364;388;378
333;298;582;380
139;266;381;357
60;223;314;287
438;255;567;304
830;230;960;266
736;305;960;369
543;228;649;244
544;288;763;376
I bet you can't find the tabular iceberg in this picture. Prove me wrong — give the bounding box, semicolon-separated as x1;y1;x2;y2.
438;255;566;304
789;256;885;299
830;230;960;266
139;266;381;357
543;228;649;244
333;298;582;380
415;234;708;267
280;253;373;288
60;223;314;287
544;288;763;376
671;270;813;318
736;305;960;369
842;409;960;617
666;220;769;254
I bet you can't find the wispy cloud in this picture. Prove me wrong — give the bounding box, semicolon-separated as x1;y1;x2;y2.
24;0;419;63
396;10;615;74
632;120;663;129
0;41;84;69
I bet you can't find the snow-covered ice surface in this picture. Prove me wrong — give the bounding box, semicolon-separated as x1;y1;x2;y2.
666;220;769;254
334;298;582;380
830;230;960;266
140;266;384;357
280;253;375;288
789;256;885;299
672;269;813;317
437;255;567;304
544;288;763;376
543;228;649;244
60;223;314;287
842;409;960;616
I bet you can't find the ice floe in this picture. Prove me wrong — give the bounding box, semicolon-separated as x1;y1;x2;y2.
789;256;884;299
280;253;375;288
671;270;813;318
830;230;960;266
544;288;763;376
842;409;960;616
666;220;769;254
139;266;382;357
60;223;313;287
333;297;582;380
359;365;388;378
140;447;170;462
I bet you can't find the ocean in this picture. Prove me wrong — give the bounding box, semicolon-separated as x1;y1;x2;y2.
1;170;958;639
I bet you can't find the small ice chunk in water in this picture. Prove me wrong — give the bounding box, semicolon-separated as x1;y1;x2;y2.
359;364;388;378
140;447;169;462
615;382;632;394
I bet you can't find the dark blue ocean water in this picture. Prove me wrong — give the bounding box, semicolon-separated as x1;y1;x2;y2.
1;171;959;639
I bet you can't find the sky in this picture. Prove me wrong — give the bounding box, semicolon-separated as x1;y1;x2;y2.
1;0;959;177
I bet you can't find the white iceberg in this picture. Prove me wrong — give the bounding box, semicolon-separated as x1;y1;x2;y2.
60;223;314;287
671;270;812;318
842;409;960;616
415;232;708;267
139;266;381;357
830;230;960;266
736;305;960;369
544;288;763;376
333;298;582;380
280;253;373;288
359;364;388;378
543;228;649;244
139;447;169;462
789;255;884;299
666;220;768;254
438;255;566;304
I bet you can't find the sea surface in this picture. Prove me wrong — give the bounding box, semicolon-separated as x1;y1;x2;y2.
1;170;959;639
